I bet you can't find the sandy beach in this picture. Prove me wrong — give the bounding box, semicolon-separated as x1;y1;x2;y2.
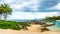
0;24;60;34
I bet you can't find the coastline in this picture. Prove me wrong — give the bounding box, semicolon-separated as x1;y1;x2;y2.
56;20;60;22
0;24;60;34
0;28;60;34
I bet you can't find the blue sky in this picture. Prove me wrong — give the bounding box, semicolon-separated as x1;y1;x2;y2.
0;0;60;20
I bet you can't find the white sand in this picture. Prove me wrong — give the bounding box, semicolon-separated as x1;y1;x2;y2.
56;20;60;22
0;24;60;34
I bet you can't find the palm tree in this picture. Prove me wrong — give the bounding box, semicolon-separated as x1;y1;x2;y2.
0;4;4;20
0;4;12;20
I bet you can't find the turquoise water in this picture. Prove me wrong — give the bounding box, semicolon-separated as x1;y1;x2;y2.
48;21;60;31
55;21;60;29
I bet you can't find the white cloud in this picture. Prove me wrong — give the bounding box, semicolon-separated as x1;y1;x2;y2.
1;0;42;12
7;12;58;20
0;2;4;4
10;4;25;11
10;0;40;11
0;0;59;20
48;3;60;10
7;12;35;20
34;12;58;18
4;0;16;4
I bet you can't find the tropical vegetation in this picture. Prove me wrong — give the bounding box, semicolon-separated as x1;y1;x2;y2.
0;4;12;20
0;20;30;30
45;16;60;22
0;3;31;30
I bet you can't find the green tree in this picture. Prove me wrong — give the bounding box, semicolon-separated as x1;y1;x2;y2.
0;4;12;20
45;16;56;22
0;4;3;20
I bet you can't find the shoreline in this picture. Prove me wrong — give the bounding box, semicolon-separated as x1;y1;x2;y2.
0;24;60;34
56;20;60;22
0;29;60;34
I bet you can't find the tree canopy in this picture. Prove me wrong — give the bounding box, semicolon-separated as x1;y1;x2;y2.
0;4;12;20
45;16;60;22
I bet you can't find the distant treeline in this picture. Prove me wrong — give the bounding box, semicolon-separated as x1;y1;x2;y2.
45;16;60;22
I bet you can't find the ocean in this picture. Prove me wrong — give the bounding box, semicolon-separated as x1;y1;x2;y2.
47;21;60;31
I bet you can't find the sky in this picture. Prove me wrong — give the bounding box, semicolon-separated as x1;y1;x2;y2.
0;0;60;20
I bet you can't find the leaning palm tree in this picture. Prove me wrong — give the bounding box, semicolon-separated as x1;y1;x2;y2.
0;4;12;21
0;6;2;20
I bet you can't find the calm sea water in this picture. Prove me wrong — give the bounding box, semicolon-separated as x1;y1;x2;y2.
47;21;60;31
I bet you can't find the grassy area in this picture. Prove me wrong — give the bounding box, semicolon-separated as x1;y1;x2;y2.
0;20;31;30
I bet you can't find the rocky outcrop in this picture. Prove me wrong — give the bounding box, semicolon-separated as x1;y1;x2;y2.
29;20;56;27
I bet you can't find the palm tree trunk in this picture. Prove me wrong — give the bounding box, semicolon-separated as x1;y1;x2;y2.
3;13;7;21
0;14;2;20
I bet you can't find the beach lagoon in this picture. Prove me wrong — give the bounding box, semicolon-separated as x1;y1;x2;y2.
47;21;60;31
